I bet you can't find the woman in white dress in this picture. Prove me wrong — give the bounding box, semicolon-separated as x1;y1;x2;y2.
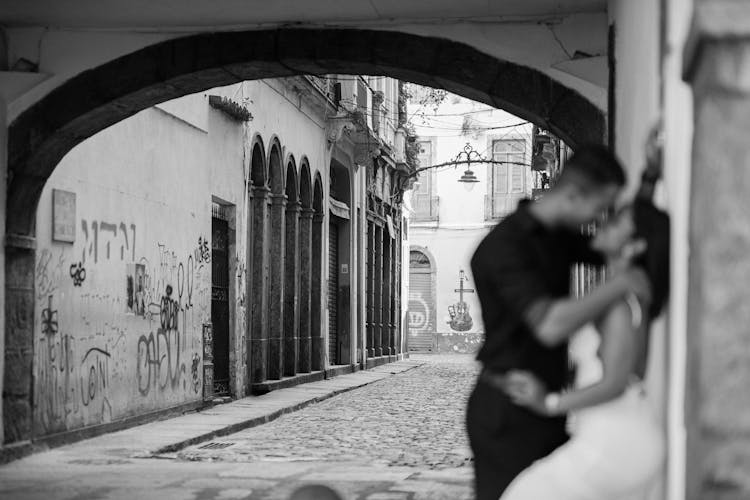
499;198;670;500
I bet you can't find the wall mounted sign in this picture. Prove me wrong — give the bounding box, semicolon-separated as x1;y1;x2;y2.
52;189;76;243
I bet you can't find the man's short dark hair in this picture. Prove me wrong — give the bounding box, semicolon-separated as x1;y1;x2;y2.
556;144;626;192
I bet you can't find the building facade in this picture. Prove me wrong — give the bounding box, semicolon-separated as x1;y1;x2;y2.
406;95;552;354
24;75;411;441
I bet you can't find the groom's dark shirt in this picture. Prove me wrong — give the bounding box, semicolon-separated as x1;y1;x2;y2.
471;200;603;392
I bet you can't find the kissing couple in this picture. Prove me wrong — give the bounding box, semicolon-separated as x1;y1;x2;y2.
468;144;669;500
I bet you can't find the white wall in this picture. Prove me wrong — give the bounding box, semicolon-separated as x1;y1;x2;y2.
662;1;694;499
609;1;693;499
407;94;535;341
34;105;213;434
30;77;340;435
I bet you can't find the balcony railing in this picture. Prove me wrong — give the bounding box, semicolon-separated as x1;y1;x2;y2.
412;195;439;222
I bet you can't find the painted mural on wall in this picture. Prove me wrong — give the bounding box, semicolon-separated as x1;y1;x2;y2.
33;209;211;436
447;269;474;332
407;295;431;332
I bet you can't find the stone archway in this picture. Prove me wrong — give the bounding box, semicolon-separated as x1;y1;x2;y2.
3;26;606;445
7;28;604;240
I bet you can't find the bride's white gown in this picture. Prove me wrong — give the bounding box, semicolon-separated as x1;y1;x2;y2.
499;323;665;500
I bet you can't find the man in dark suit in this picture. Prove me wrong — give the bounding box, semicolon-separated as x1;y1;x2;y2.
466;145;651;499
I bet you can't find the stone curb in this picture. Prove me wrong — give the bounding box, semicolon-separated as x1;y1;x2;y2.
150;361;424;456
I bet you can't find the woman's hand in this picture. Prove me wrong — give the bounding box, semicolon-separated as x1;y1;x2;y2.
503;370;550;416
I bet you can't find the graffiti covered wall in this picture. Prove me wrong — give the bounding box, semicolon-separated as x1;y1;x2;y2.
30;78;338;436
32;105;212;436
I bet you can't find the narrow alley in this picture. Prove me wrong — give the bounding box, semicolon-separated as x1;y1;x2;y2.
5;1;748;499
0;355;477;500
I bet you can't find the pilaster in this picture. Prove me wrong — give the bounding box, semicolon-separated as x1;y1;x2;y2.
3;235;35;443
298;208;314;373
311;212;325;371
267;193;286;380
250;186;270;383
283;202;301;377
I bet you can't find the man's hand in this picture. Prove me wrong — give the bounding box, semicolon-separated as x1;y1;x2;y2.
503;370;549;415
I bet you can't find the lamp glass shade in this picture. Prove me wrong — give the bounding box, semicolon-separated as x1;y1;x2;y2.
458;169;479;192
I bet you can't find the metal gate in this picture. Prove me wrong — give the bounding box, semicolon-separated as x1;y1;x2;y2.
328;222;339;364
211;205;230;395
408;250;435;351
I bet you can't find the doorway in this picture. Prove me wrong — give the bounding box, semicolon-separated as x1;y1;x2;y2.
328;221;340;364
211;204;231;395
408;248;436;352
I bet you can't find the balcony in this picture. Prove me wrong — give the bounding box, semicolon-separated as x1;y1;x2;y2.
412;194;440;222
303;75;338;104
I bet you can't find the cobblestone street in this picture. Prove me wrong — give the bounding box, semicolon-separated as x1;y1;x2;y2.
0;355;480;500
178;354;478;470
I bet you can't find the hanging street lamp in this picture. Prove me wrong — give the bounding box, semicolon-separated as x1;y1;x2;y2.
405;142;530;193
454;143;482;191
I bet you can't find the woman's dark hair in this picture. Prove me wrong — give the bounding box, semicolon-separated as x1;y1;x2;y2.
631;199;670;319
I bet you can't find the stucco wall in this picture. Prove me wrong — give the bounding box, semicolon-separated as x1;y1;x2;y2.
609;1;678;498
33;106;212;435
29;77;339;436
408;96;535;346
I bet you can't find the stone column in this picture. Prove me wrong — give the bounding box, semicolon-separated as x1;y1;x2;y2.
311;213;325;371
374;224;383;357
283;201;300;377
684;11;750;499
3;236;35;444
298;208;314;373
267;194;286;380
249;186;270;384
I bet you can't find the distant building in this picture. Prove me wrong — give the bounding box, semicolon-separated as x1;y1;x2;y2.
405;93;563;353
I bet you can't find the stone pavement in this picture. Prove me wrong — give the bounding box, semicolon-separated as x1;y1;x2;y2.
0;354;480;500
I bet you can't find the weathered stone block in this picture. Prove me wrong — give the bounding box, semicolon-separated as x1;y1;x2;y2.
250;338;267;384
702;438;750;498
3;397;31;443
267;338;283;380
311;336;324;371
687;29;750;500
5;250;34;288
3;347;33;396
371;31;440;89
5;290;33;350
